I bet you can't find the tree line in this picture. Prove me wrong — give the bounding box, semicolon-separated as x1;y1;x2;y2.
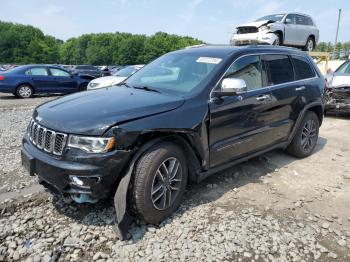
0;21;202;65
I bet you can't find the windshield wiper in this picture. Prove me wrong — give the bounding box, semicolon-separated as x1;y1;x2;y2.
116;82;132;88
133;86;161;93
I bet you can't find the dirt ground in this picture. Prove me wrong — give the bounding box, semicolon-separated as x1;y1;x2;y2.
0;92;350;261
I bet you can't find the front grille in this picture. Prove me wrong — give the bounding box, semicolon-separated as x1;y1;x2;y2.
237;27;259;34
27;119;67;156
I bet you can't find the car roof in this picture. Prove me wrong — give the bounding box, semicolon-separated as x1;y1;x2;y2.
177;44;308;57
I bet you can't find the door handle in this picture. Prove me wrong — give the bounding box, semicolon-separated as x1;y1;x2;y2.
295;86;306;91
256;94;270;101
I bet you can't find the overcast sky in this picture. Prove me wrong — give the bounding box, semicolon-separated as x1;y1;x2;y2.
0;0;349;43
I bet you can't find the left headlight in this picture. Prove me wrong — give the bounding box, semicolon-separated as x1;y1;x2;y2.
68;135;115;153
259;25;270;32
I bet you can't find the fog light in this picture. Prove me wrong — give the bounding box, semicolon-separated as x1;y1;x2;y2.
70;176;84;186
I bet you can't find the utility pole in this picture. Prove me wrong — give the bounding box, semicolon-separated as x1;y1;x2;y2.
333;9;341;55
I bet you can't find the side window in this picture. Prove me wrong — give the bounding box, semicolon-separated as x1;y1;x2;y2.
224;55;263;91
292;56;316;80
307;17;314;26
50;68;70;77
30;68;48;76
263;55;294;85
285;14;296;24
296;15;307;25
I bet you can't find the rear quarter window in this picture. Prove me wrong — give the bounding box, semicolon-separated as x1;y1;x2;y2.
263;54;294;85
291;56;316;80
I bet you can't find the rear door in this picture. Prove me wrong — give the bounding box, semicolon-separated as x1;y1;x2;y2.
49;67;77;93
262;54;302;141
209;54;277;167
27;67;53;92
295;15;310;45
291;55;319;103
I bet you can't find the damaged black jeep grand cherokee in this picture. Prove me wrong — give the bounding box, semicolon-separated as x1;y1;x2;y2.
21;45;324;239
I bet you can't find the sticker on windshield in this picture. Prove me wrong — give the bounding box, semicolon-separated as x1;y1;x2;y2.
196;57;222;64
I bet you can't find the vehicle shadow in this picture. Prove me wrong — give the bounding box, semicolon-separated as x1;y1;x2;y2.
0;94;62;100
51;137;327;243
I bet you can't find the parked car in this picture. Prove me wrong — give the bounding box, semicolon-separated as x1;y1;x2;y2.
71;65;105;78
21;46;324;239
0;65;94;98
87;65;144;90
231;13;319;51
325;60;350;113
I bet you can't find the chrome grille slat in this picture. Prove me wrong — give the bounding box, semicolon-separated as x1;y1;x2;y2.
27;119;67;156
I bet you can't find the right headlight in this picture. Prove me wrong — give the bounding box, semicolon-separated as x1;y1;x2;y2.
88;82;100;89
259;25;270;32
68;135;115;153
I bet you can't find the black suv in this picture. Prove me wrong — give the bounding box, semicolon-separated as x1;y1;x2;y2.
21;45;324;238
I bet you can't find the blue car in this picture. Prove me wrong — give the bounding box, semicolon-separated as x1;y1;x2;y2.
0;65;94;98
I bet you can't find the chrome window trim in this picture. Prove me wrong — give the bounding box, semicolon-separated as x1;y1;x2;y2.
209;52;318;101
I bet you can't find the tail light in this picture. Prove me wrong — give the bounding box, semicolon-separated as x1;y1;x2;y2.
0;75;4;81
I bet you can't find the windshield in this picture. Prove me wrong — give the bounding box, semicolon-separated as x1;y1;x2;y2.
125;52;222;95
255;14;285;22
114;66;138;77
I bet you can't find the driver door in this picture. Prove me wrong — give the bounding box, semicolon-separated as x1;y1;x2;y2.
283;14;299;45
209;54;275;167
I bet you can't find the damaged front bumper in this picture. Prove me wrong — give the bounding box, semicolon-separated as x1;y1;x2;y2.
21;133;132;200
231;32;277;46
325;86;350;113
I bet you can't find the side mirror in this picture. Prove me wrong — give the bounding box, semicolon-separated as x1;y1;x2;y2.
213;78;247;97
285;18;292;24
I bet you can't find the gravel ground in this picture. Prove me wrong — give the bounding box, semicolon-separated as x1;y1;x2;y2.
1;93;350;261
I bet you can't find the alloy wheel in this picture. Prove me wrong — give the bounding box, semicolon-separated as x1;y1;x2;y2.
301;119;317;151
151;157;182;210
18;86;32;98
274;38;280;46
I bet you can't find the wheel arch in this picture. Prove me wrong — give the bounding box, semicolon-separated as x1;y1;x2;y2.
288;102;324;144
16;82;34;91
134;132;202;183
274;30;284;43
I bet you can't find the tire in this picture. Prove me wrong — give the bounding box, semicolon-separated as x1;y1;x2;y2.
287;111;319;158
273;33;282;46
79;83;88;91
16;84;33;98
131;142;188;224
303;37;315;51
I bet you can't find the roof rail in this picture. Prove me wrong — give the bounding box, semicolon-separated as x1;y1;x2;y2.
184;44;207;49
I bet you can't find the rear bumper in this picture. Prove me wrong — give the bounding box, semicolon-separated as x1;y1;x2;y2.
21;134;132;199
231;32;277;46
0;83;16;93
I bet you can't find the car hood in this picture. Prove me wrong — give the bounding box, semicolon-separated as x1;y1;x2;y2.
33;86;185;136
90;76;126;84
237;20;274;28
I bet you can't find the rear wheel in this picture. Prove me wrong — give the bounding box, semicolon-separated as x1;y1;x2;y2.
287;111;319;158
16;84;33;98
131;142;187;224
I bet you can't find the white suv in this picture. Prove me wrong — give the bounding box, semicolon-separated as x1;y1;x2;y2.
230;13;319;51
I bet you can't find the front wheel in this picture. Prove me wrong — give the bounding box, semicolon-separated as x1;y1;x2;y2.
287;111;319;158
131;142;188;224
303;37;315;51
